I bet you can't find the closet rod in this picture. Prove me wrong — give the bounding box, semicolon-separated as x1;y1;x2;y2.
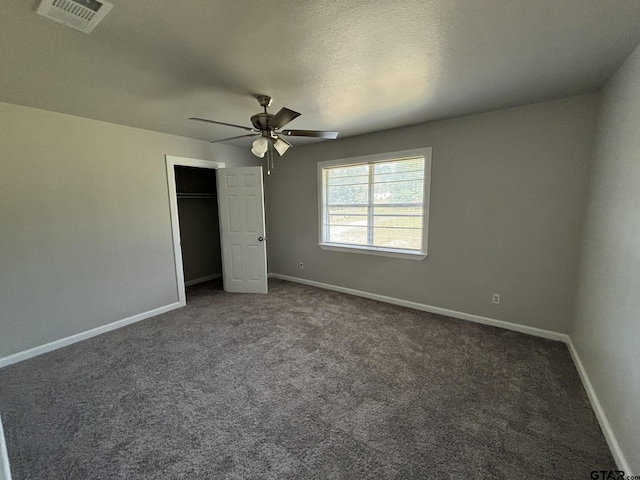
177;193;217;199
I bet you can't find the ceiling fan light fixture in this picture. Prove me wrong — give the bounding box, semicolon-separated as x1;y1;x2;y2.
251;146;266;158
252;137;269;154
273;137;291;156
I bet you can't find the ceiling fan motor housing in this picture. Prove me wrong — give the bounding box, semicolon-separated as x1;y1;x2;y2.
251;113;274;132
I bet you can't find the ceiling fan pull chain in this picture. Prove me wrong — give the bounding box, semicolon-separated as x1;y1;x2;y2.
266;147;271;176
270;145;275;172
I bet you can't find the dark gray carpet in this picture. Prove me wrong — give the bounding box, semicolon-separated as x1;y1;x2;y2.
0;279;614;479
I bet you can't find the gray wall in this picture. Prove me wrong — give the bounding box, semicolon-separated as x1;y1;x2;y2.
265;94;599;333
572;45;640;473
0;102;255;358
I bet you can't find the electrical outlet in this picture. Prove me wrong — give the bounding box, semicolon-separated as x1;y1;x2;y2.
492;293;501;305
299;262;304;269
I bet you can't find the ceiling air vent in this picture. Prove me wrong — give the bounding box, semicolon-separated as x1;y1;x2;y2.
37;0;113;34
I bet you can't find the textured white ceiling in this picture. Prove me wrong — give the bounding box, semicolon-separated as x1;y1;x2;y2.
1;0;640;147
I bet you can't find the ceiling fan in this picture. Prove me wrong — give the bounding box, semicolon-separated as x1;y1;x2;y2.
189;95;339;174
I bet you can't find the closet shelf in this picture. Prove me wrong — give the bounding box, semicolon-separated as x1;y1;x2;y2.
177;193;217;199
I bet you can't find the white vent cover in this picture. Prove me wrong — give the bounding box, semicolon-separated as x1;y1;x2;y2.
37;0;113;34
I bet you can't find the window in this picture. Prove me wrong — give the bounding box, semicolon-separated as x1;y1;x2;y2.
318;148;431;260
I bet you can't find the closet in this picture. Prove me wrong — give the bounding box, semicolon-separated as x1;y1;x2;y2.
174;166;222;286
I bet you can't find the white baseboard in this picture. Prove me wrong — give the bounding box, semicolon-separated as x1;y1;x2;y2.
184;273;222;287
268;273;568;342
0;415;11;480
0;301;184;369
566;339;632;474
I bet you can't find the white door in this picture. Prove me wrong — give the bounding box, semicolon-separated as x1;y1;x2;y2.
216;166;268;293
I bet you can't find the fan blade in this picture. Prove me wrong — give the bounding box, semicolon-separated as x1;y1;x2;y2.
210;133;259;143
280;129;339;139
270;108;301;129
189;117;257;132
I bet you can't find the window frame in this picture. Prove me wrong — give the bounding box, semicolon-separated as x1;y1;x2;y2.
317;147;432;260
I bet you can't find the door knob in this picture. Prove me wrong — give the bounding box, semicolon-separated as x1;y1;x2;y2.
258;236;265;242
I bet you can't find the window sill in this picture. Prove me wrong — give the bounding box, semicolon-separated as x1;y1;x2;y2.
318;243;427;261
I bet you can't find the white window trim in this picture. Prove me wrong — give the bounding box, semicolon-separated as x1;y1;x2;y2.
317;147;432;260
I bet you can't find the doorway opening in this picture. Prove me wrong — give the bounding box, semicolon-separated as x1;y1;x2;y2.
175;165;222;287
165;156;225;305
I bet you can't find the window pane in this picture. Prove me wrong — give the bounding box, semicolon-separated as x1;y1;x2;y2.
326;164;370;205
327;183;369;205
373;179;423;204
373;205;422;249
327;225;368;245
373;206;422;229
373;157;424;205
328;206;368;227
373;157;424;183
326;165;369;187
373;227;422;250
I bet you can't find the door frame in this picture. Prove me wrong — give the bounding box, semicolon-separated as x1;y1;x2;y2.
165;155;225;306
